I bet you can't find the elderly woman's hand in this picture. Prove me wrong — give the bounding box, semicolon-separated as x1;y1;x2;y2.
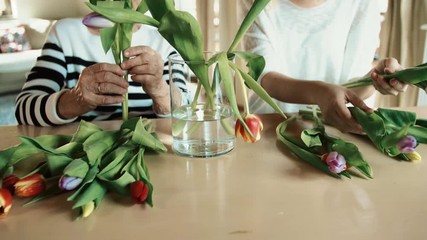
121;45;171;114
57;63;129;119
371;57;407;96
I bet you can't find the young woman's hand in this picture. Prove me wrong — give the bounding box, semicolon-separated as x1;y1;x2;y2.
371;57;406;95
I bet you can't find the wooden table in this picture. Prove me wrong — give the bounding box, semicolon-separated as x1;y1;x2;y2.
1;108;427;240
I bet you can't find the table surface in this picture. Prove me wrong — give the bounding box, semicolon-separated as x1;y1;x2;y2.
1;108;427;240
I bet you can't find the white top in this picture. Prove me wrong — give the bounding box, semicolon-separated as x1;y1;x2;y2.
242;0;381;113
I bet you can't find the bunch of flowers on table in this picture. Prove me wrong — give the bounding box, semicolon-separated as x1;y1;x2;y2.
84;0;286;143
0;117;166;219
276;111;373;179
349;107;426;161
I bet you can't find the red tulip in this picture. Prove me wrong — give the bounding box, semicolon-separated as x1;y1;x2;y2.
14;174;46;197
2;175;19;194
235;114;264;143
130;181;149;204
0;188;13;217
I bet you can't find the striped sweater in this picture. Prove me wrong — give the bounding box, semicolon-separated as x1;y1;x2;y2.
15;18;188;126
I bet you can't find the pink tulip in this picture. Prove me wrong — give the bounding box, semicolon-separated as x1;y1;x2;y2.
396;135;417;153
82;12;115;29
58;175;83;191
235;114;264;143
322;152;347;174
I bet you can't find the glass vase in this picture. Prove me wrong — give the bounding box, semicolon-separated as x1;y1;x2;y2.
168;53;236;158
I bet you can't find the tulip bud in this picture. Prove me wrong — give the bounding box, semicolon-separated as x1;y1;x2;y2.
322;152;347;174
0;188;13;217
59;175;83;191
82;12;115;29
404;151;422;161
81;201;95;218
2;175;19;194
396;135;417;153
130;181;149;204
14;174;46;197
235;114;264;143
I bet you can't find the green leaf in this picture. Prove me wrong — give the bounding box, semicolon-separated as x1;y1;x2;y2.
23;185;63;206
83;130;121;166
67;166;99;201
71;120;103;143
231;51;265;81
132;118;167;152
349;107;386;145
72;179;107;209
46;154;73;176
99;171;135;195
276;119;340;178
228;0;270;52
146;0;175;21
86;2;159;27
63;159;90;179
375;108;416;130
136;0;149;14
301;129;322;148
98;144;137;179
331;139;373;178
408;125;427;143
100;25;118;53
233;63;286;118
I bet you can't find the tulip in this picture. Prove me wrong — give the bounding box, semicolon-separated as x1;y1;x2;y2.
82;12;115;29
235;114;264;143
14;174;46;197
130;180;149;204
2;175;19;194
322;152;347;174
396;135;417;153
81;201;95;218
0;188;13;217
404;151;422;161
58;175;83;191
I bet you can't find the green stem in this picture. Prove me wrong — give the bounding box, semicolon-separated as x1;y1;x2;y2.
341;76;373;88
236;68;250;115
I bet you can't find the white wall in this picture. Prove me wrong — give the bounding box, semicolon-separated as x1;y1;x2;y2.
12;0;91;19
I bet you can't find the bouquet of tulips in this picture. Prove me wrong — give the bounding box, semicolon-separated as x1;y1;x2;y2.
0;117;166;219
276;111;373;179
84;0;286;142
349;107;426;161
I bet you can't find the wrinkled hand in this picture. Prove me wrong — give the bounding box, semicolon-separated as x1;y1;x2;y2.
371;57;406;95
72;63;128;111
121;46;169;100
317;82;373;134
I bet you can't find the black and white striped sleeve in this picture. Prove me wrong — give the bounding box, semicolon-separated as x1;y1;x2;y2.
15;42;75;126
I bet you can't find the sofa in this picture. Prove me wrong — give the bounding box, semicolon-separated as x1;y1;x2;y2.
0;18;55;95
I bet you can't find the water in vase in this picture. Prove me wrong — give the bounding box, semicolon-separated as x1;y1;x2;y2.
171;104;236;157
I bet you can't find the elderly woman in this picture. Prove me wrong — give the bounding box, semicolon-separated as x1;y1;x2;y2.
15;0;188;126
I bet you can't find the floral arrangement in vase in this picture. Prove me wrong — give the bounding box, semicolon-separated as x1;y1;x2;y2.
84;0;287;151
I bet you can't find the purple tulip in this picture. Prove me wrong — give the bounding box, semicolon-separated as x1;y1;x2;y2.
82;12;115;29
59;176;83;191
323;151;347;174
396;135;417;153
